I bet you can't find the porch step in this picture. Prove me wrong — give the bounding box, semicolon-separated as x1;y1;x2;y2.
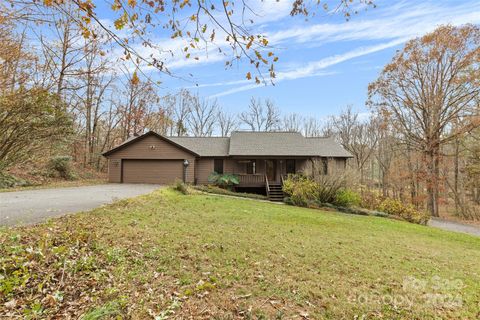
267;184;284;202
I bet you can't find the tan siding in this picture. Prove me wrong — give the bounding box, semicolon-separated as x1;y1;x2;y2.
108;159;122;182
109;135;193;160
106;135;195;183
196;158;214;184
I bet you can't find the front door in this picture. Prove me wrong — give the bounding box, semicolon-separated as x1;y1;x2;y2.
265;160;276;181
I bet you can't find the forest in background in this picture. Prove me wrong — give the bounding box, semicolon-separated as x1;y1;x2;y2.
1;2;479;221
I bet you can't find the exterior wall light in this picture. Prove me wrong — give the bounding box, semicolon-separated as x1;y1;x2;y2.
183;159;189;183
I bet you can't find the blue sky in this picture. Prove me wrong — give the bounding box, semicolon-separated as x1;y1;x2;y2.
97;0;480;119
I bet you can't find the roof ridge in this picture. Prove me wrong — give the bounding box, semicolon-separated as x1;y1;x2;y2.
232;130;302;134
168;136;229;138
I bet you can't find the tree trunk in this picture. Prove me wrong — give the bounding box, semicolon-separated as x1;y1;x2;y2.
425;148;440;217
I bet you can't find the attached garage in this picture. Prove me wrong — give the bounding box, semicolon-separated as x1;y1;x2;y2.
103;132;198;184
122;159;184;184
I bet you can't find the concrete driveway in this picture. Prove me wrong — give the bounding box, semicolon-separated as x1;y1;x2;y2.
0;184;160;227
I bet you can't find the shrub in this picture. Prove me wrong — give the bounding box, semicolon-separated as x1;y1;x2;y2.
282;175;318;206
207;172;239;190
0;172;30;189
334;189;361;207
47;156;76;180
360;189;383;210
377;198;429;225
173;179;189;194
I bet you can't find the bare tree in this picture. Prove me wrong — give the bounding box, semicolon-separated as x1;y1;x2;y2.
166;89;193;136
218;109;238;137
240;97;280;131
328;106;378;184
368;25;480;217
303;117;323;137
187;96;218;137
282;113;303;132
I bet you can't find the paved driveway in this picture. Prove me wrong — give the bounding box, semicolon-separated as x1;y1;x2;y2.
428;217;480;237
0;184;160;227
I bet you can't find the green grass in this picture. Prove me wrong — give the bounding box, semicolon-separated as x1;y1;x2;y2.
1;189;479;319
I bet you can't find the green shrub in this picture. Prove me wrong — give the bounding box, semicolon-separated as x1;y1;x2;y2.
0;172;30;189
334;189;361;207
377;198;429;225
315;174;347;204
282;175;318;206
208;172;239;190
47;156;76;180
173;179;189;194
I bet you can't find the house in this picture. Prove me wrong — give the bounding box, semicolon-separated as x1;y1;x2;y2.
103;131;352;200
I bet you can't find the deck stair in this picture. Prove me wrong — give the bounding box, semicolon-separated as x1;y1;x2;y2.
267;183;284;202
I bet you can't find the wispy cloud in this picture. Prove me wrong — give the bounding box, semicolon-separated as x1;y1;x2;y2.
209;37;406;98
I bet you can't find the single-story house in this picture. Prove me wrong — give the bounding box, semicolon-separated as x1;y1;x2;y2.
103;131;352;200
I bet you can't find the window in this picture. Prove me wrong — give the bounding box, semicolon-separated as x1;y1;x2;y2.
286;159;296;174
246;160;256;174
322;158;328;175
214;159;224;174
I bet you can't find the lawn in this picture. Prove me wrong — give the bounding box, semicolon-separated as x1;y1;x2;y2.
1;189;479;319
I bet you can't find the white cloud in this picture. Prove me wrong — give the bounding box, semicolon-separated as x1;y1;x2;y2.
267;0;480;47
209;37;406;98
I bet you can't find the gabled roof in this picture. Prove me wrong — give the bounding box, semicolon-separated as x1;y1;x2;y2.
102;131;199;157
103;131;352;158
168;136;230;157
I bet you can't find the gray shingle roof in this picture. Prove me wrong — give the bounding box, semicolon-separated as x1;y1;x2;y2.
306;137;353;157
229;131;314;156
106;131;352;158
228;131;352;157
168;136;230;157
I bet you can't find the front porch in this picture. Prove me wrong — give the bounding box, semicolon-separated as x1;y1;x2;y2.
230;158;308;200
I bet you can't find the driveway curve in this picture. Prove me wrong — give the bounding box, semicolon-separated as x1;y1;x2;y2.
428;217;480;237
0;184;160;227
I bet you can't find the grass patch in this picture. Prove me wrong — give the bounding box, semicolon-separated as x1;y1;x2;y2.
1;188;479;319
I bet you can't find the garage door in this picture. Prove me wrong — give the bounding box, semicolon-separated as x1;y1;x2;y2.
122;159;183;184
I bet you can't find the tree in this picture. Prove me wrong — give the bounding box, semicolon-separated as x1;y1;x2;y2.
282;113;303;132
187;96;218;137
368;25;480;217
327;106;378;184
217;110;238;137
0;88;72;170
8;0;374;82
240;97;280;131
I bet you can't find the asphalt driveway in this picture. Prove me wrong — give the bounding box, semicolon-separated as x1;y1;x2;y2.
0;184;160;227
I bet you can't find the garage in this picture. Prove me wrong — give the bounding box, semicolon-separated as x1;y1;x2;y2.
122;159;184;184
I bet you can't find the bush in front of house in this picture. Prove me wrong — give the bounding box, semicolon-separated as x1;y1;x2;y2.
282;174;355;207
282;174;428;225
335;188;361;207
173;179;189;194
282;174;319;206
207;172;239;190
